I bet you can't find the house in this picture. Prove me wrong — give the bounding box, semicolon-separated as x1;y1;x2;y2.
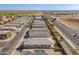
28;28;50;38
0;31;13;39
23;38;53;48
35;16;43;20
0;26;16;31
4;23;21;28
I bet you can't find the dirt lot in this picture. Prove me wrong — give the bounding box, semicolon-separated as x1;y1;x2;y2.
58;16;79;29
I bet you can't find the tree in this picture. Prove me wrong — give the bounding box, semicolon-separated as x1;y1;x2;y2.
53;18;56;21
7;31;13;38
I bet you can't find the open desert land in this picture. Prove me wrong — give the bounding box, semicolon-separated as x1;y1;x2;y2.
57;16;79;30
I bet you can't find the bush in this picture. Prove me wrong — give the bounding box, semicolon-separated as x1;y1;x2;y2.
7;31;13;38
53;43;59;48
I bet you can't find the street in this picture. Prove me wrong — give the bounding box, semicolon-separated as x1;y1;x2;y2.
0;26;28;55
55;20;79;48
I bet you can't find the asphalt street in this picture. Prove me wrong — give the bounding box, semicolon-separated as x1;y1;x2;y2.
55;20;79;48
0;26;28;55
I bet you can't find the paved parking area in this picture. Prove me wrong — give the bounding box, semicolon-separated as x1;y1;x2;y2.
14;49;62;55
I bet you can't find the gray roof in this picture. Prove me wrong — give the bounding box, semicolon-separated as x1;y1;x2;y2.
23;38;53;45
0;27;16;30
35;16;43;20
30;27;49;30
0;31;10;34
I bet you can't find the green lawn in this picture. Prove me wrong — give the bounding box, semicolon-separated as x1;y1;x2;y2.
0;11;39;15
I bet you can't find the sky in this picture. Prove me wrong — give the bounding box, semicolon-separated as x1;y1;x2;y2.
0;4;79;10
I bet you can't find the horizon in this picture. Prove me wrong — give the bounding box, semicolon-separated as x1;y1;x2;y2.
0;4;79;10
